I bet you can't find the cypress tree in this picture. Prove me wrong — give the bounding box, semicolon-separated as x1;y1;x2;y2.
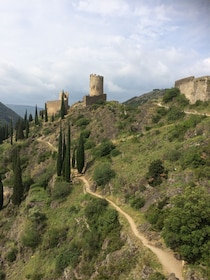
12;149;23;206
72;147;76;169
76;133;85;174
51;114;55;122
60;92;66;119
35;105;39;125
29;113;33;122
24;110;27;122
65;122;71;182
62;133;66;178
0;174;3;210
45;103;48;122
57;124;63;176
15;118;25;140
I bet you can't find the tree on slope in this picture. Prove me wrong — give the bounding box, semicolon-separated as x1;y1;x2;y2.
57;124;63;176
162;186;210;265
45;103;48;122
76;133;85;174
35;105;39;125
0;175;3;210
65;122;71;182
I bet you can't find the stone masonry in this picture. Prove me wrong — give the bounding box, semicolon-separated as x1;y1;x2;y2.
46;91;69;115
175;76;210;104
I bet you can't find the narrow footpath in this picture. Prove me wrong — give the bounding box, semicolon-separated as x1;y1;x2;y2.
79;176;184;280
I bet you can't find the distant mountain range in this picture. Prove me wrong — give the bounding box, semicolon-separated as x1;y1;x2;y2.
0;102;21;126
6;104;44;118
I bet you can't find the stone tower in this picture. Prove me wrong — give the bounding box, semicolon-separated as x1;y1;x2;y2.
83;74;107;106
89;74;104;96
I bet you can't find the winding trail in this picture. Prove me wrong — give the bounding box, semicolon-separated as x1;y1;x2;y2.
79;176;184;280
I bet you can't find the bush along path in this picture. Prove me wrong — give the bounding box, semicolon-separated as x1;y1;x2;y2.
79;175;184;280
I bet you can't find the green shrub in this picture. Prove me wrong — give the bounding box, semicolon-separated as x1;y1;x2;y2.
110;148;121;157
51;181;71;200
181;147;205;169
75;117;90;128
55;243;81;274
93;140;115;158
93;162;115;186
84;139;95;150
164;149;181;162
37;151;51;163
43;227;68;249
21;226;41;249
81;129;91;139
6;247;18;262
167;107;185;122
163;88;180;103
162;186;210;265
130;196;145;209
146;159;168;186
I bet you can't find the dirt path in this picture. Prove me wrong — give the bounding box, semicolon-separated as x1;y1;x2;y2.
79;176;184;280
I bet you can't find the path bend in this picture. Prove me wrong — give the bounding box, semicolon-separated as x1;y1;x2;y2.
79;176;184;280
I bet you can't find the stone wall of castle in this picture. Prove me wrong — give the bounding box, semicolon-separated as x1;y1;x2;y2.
83;93;107;106
175;76;210;104
46;91;69;115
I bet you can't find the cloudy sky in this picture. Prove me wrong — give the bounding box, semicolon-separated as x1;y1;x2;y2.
0;0;210;107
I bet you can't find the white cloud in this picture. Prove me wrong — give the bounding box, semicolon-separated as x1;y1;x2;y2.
0;0;209;106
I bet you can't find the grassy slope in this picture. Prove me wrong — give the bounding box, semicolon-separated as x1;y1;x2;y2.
0;95;210;279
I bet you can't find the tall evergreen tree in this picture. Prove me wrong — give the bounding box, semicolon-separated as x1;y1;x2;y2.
29;113;33;122
62;133;66;178
0;174;3;210
76;133;85;174
51;114;55;122
57;124;63;176
35;105;39;125
45;103;48;122
65;122;71;182
15;118;25;141
60;92;66;119
24;110;28;122
12;149;24;206
72;147;76;169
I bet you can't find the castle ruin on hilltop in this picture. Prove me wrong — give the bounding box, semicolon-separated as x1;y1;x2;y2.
46;91;69;115
83;74;107;106
175;76;210;104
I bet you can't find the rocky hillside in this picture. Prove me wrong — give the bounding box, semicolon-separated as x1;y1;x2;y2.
0;89;209;280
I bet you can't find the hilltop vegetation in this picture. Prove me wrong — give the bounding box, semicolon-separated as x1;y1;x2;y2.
0;88;210;280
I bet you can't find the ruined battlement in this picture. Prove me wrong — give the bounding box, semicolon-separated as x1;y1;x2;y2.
46;91;69;115
175;75;210;104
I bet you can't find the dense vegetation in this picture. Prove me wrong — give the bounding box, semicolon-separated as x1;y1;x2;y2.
0;88;210;279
